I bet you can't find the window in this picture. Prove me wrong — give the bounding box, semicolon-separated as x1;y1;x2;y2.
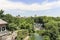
2;27;5;31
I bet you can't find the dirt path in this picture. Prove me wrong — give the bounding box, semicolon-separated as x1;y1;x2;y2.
24;36;29;40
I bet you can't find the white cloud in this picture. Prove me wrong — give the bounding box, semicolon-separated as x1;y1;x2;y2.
0;0;60;11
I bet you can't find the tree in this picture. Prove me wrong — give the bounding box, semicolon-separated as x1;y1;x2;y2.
43;21;59;40
0;10;4;18
3;14;14;23
8;23;17;31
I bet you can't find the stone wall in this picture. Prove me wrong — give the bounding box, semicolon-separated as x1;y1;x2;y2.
0;31;17;40
0;34;12;40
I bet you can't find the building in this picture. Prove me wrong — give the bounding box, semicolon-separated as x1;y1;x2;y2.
0;19;10;40
0;19;7;32
0;19;17;40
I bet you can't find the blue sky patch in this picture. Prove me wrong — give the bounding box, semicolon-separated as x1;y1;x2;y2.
9;0;57;4
9;0;46;4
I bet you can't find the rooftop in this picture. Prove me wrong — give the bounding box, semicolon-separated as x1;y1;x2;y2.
0;19;7;24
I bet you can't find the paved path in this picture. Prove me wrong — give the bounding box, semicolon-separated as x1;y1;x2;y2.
5;31;17;40
24;36;29;40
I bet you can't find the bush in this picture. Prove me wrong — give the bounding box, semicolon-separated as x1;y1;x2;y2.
16;30;28;40
43;35;50;40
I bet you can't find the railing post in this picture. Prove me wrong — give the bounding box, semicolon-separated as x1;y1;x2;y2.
1;27;2;32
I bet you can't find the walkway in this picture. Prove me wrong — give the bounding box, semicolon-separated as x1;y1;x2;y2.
24;36;29;40
5;31;17;40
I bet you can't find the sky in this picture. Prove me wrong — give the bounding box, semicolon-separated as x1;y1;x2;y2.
0;0;60;17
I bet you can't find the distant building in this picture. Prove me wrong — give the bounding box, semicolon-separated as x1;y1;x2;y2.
16;15;21;18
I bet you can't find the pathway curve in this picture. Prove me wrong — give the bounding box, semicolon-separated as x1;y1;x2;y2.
24;36;29;40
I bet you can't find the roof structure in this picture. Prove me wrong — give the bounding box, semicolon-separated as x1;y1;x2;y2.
0;19;7;24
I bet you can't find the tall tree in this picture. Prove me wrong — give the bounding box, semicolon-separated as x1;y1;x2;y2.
0;10;4;18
